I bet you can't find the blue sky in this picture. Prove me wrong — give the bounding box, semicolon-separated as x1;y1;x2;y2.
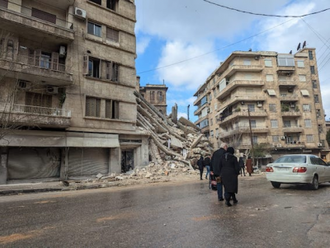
135;0;330;123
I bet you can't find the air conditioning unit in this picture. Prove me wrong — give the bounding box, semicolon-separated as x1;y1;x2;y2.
318;143;323;147
46;86;59;94
59;46;66;57
257;102;262;107
74;7;86;19
280;136;286;140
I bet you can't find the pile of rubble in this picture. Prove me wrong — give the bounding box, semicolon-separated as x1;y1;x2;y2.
79;92;214;186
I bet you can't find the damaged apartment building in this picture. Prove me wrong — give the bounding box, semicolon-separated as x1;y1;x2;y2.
0;0;150;184
194;47;329;161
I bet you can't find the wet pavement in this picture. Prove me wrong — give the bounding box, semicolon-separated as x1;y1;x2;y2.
0;174;330;247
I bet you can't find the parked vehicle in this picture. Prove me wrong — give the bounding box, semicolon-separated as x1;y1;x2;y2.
265;154;330;190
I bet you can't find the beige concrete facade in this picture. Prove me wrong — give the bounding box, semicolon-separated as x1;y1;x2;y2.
139;83;168;115
194;48;330;161
0;0;149;184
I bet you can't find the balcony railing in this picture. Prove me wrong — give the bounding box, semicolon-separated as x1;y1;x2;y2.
12;104;71;117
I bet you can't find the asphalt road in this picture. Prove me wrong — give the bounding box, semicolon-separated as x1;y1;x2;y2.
0;175;330;248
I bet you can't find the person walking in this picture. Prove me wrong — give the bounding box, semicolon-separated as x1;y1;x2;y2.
204;155;211;180
197;155;204;180
239;156;245;176
246;156;253;176
220;147;240;207
211;142;227;201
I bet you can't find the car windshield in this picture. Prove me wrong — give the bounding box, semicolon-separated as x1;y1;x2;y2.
274;155;306;163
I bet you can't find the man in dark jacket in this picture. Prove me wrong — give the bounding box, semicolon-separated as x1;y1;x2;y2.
210;142;227;201
197;155;204;180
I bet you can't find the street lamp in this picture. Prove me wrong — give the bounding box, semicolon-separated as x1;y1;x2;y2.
187;104;190;120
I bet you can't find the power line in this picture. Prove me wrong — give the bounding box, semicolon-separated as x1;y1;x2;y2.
203;0;330;18
137;19;295;75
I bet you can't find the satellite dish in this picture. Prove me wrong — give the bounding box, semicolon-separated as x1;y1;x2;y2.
302;41;306;48
289;50;292;54
297;43;301;50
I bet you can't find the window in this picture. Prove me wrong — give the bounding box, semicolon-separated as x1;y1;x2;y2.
201;96;207;106
302;104;311;112
243;59;251;66
266;74;274;81
40;52;51;69
105;99;119;119
272;135;279;142
264;59;272;67
210;130;214;138
277;54;295;66
157;91;163;102
248;104;255;112
88;57;100;78
250;120;256;128
299;75;306;81
150;91;155;102
106;27;119;42
283;120;291;127
308;50;313;60
107;0;117;10
6;39;14;60
210;118;213;126
86;97;101;117
269;104;276;112
32;8;56;24
271;119;278;128
0;0;8;8
252;135;258;144
209;93;212;101
304;119;312;128
90;0;101;4
316;109;321;118
297;60;304;67
314;94;319;103
88;22;101;37
312;80;317;89
310;66;315;74
200;119;209;129
306;134;313;143
107;62;119;81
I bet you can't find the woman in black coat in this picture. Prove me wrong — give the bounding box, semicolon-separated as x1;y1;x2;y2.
219;147;240;207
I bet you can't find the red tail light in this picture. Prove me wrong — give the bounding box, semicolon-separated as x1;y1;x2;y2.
292;167;307;173
266;166;274;172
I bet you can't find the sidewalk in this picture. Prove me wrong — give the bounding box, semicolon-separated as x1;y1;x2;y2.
0;172;265;196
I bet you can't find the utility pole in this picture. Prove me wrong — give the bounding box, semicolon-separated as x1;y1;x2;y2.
247;107;255;168
187;104;190;120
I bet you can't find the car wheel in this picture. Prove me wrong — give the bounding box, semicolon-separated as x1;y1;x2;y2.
271;181;281;188
310;175;319;190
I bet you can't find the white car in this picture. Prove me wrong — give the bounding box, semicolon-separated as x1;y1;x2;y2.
266;154;330;190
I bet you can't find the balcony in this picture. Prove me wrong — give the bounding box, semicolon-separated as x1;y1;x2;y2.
281;110;301;117
194;102;209;116
221;95;266;107
218;108;267;125
1;104;71;128
278;81;296;87
279;94;299;102
216;80;264;100
283;126;303;133
0;2;74;44
225;64;263;77
0;53;73;86
219;125;268;138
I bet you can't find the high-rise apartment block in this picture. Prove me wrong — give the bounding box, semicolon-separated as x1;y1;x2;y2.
194;48;329;160
0;0;149;184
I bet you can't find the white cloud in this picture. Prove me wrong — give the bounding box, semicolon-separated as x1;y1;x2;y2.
157;41;219;90
136;36;151;54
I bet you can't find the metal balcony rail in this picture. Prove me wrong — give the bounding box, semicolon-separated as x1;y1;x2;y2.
0;1;73;29
11;104;71;117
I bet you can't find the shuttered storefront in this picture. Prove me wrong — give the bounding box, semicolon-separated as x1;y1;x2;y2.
67;148;109;177
7;148;60;180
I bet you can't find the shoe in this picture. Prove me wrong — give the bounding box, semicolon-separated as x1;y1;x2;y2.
233;199;238;204
225;201;232;207
218;198;224;201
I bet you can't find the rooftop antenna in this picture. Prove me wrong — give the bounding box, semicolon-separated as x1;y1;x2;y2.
163;79;165;85
297;43;301;51
302;41;306;48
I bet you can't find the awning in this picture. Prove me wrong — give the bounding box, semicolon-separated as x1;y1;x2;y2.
266;89;276;96
215;106;228;117
301;89;310;96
